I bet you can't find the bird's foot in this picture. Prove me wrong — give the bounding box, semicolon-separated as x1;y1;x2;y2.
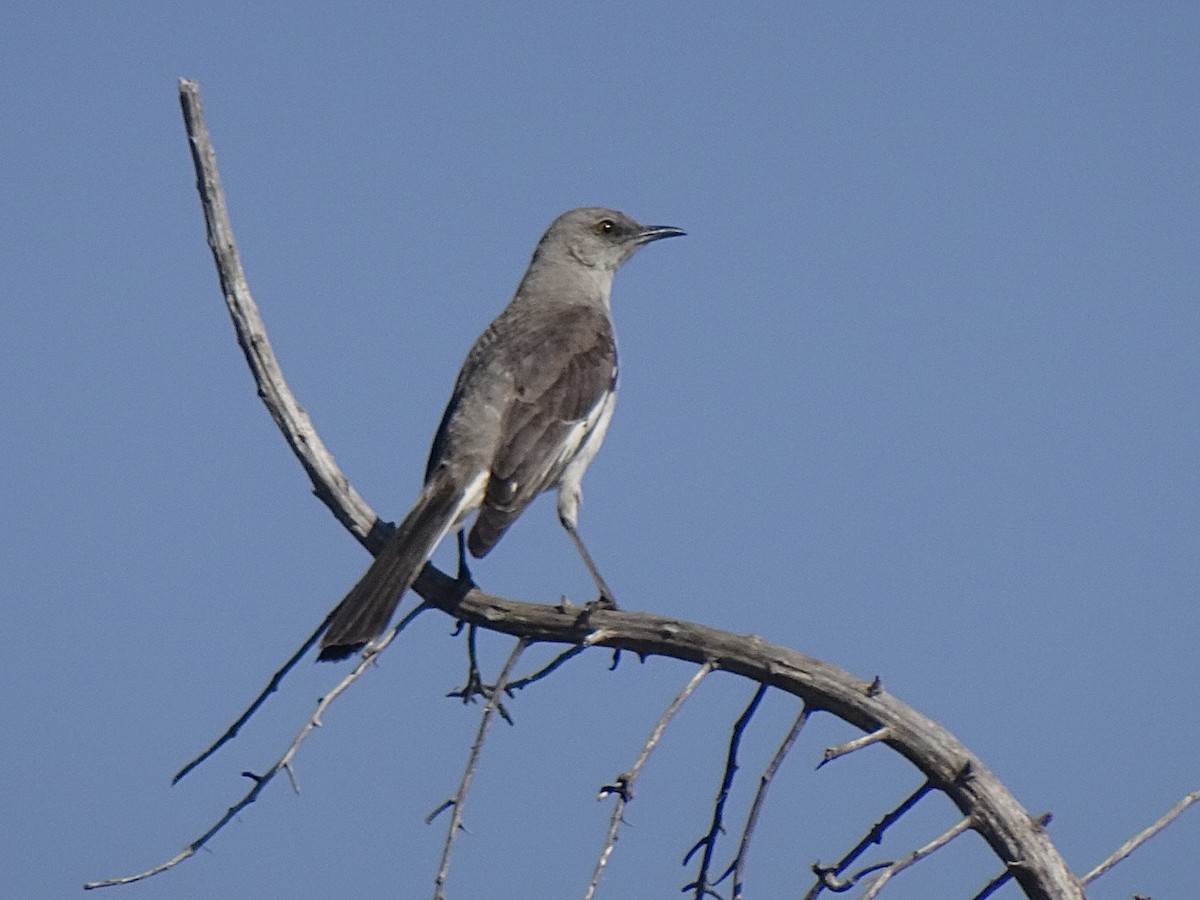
587;593;619;612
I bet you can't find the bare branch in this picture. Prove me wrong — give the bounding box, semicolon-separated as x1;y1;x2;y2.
805;780;937;900
684;684;768;898
725;704;811;900
808;860;893;896
172;609;338;783
394;571;1086;899
859;816;973;900
424;799;455;825
85;604;425;890
818;726;893;769
434;638;529;900
506;645;588;692
177;78;381;552
968;867;1013;900
1081;788;1200;886
584;661;716;900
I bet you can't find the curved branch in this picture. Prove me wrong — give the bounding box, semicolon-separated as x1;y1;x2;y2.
178;78;384;553
407;573;1081;900
177;78;1083;900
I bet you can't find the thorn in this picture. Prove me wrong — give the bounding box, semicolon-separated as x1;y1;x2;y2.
598;774;632;802
425;799;456;824
283;761;300;795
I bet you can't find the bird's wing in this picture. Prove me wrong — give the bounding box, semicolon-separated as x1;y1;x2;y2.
468;304;617;556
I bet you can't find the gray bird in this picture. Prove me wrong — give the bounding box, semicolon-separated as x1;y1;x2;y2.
319;207;684;660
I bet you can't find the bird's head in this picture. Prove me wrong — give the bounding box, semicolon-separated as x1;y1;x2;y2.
538;207;685;272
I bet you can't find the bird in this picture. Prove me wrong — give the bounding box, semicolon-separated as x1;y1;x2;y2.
317;207;684;661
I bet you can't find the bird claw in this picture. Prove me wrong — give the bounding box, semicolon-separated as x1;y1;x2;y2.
588;593;619;612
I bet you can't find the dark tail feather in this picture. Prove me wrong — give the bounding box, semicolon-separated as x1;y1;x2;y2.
318;472;464;661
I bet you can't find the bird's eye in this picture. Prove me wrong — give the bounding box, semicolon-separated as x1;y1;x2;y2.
595;218;616;235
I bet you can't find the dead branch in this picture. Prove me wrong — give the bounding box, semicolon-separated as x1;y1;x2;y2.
506;644;588;692
970;867;1014;899
584;661;715;900
172;609;337;783
177;79;382;552
404;575;1087;900
434;638;529;900
684;684;768;898
808;861;893;896
859;816;973;899
725;704;811;899
804;780;936;900
85;604;425;890
818;726;893;769
1081;788;1200;886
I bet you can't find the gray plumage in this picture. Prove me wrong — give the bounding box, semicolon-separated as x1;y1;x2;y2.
319;208;684;661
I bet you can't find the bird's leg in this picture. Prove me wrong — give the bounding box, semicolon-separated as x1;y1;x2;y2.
455;530;475;588
563;522;619;610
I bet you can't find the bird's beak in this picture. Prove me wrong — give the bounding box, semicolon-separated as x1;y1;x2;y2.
635;224;686;244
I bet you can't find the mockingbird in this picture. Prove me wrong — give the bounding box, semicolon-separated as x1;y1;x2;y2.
318;207;684;661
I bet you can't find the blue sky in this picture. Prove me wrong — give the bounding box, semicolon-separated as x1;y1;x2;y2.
3;4;1197;898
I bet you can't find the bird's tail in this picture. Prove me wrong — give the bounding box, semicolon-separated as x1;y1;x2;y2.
318;470;466;661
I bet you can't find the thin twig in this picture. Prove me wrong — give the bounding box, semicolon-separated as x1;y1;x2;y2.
808;861;893;896
506;645;588;692
684;684;768;898
172;609;338;784
583;661;716;900
723;704;810;900
85;605;425;890
858;816;974;900
817;726;892;768
1081;788;1200;885
433;638;528;900
968;867;1013;900
804;780;937;899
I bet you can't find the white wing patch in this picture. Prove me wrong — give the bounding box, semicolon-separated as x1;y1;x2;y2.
555;388;617;529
